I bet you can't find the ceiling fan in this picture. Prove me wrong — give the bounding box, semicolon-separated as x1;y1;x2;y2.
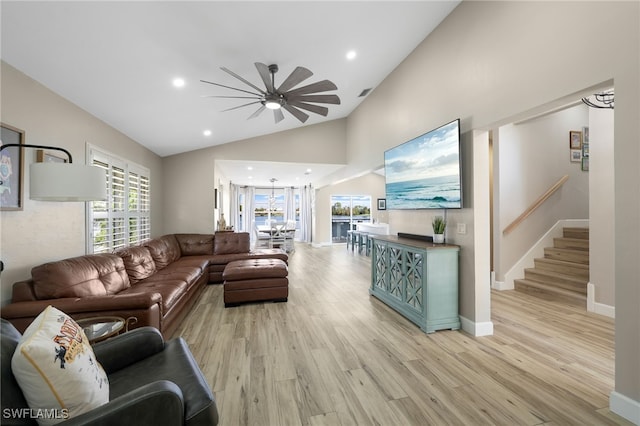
201;63;341;124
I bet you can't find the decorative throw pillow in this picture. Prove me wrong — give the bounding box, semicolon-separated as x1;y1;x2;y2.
11;306;109;425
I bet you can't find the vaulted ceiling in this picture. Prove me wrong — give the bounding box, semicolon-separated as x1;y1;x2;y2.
1;1;460;185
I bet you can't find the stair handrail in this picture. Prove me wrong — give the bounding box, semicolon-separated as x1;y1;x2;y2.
503;175;569;235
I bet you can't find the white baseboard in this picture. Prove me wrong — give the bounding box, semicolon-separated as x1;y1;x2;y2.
459;316;494;336
492;280;512;290
311;242;332;248
491;271;512;290
610;390;640;425
587;282;615;318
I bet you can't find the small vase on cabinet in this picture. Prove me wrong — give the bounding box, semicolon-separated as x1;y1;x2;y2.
433;233;445;244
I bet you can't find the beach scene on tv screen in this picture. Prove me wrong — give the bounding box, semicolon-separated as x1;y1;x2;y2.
385;120;461;209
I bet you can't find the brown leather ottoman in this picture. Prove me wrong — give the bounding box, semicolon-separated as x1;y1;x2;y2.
222;259;288;307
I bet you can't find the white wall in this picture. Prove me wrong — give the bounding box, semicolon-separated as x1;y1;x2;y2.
314;172;385;246
0;62;164;305
162;119;347;234
495;105;590;281
589;108;615;307
327;1;639;415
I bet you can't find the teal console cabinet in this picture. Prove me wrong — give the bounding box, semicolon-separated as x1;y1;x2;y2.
370;235;460;333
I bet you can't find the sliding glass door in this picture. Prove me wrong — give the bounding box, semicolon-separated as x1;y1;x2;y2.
331;195;371;243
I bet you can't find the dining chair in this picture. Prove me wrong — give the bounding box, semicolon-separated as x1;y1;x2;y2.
269;222;287;250
253;221;271;249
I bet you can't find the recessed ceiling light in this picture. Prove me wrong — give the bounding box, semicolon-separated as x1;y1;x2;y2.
306;168;312;173
247;166;253;171
203;129;212;136
172;77;185;88
346;50;357;60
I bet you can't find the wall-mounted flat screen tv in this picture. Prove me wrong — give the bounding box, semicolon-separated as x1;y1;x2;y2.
384;119;462;209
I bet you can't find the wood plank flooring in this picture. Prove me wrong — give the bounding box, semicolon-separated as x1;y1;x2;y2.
175;243;631;426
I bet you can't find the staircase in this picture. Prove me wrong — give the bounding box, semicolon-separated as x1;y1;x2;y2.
514;227;589;306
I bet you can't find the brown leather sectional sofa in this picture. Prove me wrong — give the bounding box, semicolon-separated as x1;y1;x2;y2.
1;232;287;338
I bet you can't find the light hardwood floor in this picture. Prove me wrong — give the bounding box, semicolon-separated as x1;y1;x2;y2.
175;243;631;426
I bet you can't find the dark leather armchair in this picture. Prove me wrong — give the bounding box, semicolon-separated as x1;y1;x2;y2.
1;319;218;425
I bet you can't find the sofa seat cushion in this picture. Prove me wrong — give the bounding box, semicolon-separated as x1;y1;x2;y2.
170;256;210;272
207;253;260;266
32;254;130;299
145;235;181;270
119;280;188;314
147;264;204;287
11;306;109;425
115;246;157;284
248;249;289;264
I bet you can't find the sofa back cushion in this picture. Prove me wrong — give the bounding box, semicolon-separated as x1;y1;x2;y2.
31;254;130;300
145;235;181;270
175;234;214;256
115;246;157;284
213;232;250;255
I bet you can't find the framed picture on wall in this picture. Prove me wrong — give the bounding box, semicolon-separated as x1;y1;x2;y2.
569;130;582;149
0;123;25;211
570;149;582;162
377;198;386;210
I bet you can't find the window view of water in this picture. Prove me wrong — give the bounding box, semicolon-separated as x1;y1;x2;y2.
331;195;371;243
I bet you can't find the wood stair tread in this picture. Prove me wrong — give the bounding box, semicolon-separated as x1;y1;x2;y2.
524;267;587;284
514;226;589;306
523;268;587;294
562;227;589;240
544;247;590;265
534;258;590;279
553;237;589;251
534;257;589;270
514;278;587;303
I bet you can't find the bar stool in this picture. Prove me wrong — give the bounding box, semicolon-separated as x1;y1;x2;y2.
346;230;353;250
365;233;373;256
356;231;366;254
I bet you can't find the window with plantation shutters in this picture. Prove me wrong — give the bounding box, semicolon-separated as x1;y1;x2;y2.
87;147;151;254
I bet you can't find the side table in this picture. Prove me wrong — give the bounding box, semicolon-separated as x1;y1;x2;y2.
77;316;137;344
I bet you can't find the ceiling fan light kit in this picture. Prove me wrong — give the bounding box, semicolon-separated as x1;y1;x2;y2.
202;62;341;123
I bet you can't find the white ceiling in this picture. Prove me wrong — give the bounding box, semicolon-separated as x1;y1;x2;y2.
1;1;459;186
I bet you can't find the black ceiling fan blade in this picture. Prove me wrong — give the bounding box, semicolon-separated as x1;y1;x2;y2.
255;62;275;93
248;105;266;119
202;95;262;100
277;66;313;93
285;94;341;105
287;100;329;116
284;79;338;97
220;67;266;94
274;108;285;123
283;104;309;123
201;79;262;97
221;100;262;112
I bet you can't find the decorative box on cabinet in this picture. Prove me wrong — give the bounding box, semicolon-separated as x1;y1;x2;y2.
369;235;460;333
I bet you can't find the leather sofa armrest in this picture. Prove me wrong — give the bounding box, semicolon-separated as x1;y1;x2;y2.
92;327;165;373
1;293;163;334
1;293;162;318
62;380;184;426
